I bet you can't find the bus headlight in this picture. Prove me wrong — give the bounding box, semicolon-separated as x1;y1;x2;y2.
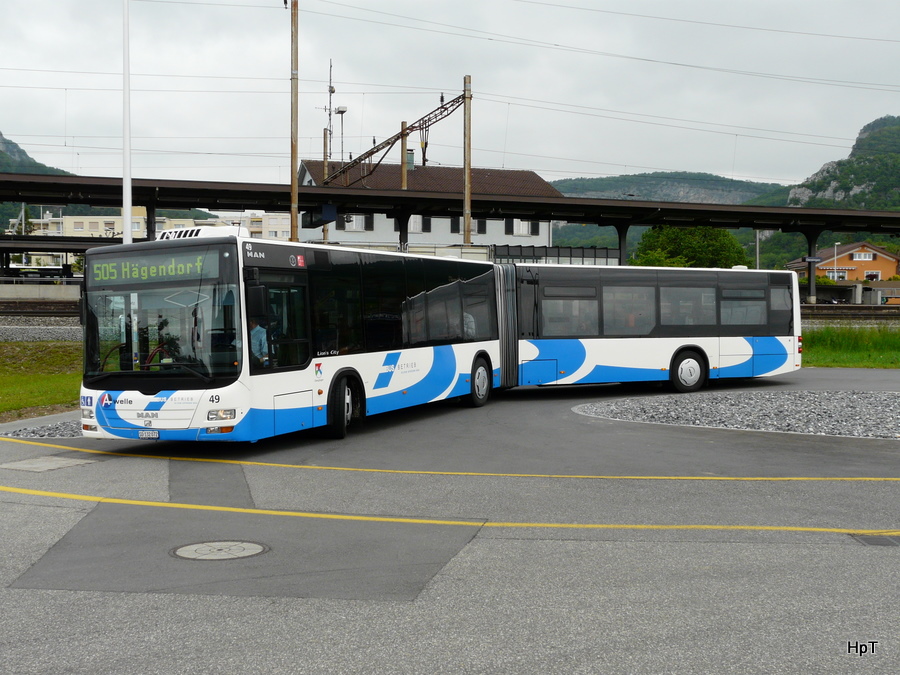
207;409;236;421
82;408;95;419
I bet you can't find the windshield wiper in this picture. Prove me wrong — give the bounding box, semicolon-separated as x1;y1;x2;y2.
83;370;156;385
171;362;214;384
84;362;214;385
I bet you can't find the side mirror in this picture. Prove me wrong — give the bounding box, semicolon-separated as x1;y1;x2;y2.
246;285;268;318
78;283;86;325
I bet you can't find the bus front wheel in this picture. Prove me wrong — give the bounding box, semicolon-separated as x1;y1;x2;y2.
671;351;706;393
326;376;353;438
467;357;491;407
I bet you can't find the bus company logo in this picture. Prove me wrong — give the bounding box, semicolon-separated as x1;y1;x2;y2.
289;254;306;268
100;393;133;407
314;363;323;378
373;352;417;389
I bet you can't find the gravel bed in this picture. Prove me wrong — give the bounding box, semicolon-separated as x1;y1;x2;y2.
576;390;900;440
2;420;84;439
0;316;81;342
0;325;81;341
4;390;900;440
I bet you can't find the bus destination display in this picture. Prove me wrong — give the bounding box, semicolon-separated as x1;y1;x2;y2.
89;251;220;285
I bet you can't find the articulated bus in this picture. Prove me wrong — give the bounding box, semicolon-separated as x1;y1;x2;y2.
80;226;801;442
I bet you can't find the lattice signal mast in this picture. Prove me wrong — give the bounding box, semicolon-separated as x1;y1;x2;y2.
323;91;465;186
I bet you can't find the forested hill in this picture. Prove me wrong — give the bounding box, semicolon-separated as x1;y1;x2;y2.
551;172;782;204
0;132;214;223
552;116;900;212
786;115;900;210
0;132;71;176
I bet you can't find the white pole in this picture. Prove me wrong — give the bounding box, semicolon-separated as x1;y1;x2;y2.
289;0;299;242
122;0;133;244
834;242;840;281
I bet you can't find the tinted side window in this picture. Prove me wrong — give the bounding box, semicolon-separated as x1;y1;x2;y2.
309;251;363;355
660;287;717;326
602;286;656;336
541;287;599;337
769;286;793;335
422;259;463;344
361;255;405;351
459;266;497;341
266;284;309;367
721;288;766;325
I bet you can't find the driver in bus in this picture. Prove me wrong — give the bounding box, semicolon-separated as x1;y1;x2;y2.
247;317;269;367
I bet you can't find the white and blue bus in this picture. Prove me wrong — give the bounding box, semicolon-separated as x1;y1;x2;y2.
80;227;800;442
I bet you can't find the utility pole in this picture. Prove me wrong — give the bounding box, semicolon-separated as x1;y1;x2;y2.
289;0;299;242
463;75;472;245
400;121;408;190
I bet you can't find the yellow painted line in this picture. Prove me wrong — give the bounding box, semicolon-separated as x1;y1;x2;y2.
1;484;898;535
2;437;899;482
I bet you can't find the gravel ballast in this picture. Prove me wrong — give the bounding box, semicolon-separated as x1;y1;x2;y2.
576;390;900;440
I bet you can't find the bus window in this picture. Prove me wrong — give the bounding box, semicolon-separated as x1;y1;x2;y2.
426;280;463;342
266;285;309;368
541;287;599;337
424;259;463;344
402;258;428;347
660;287;717;326
769;286;793;335
721;288;767;325
460;268;497;341
310;252;363;356
362;255;405;351
603;286;656;336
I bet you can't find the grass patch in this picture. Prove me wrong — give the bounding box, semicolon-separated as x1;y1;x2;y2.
803;326;900;368
0;342;82;414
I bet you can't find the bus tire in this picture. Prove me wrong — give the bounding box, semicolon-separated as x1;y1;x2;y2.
326;376;353;438
671;350;706;393
467;357;491;407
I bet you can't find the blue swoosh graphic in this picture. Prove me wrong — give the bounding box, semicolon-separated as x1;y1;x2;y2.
374;352;402;389
144;391;176;412
718;337;788;378
519;339;587;384
576;364;666;384
366;346;458;415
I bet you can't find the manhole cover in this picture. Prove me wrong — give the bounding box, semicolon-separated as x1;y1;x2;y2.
171;541;269;560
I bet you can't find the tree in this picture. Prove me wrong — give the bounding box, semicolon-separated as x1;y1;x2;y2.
632;225;750;268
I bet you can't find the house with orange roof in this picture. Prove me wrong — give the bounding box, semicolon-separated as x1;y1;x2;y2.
786;242;900;282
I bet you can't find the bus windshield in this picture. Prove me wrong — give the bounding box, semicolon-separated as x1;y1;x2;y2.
83;242;242;385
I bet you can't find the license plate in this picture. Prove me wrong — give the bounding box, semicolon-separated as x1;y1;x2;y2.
138;430;159;440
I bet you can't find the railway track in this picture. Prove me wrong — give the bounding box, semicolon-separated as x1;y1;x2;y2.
0;300;80;316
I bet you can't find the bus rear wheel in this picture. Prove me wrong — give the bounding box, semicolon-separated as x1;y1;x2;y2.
466;357;491;407
671;351;706;393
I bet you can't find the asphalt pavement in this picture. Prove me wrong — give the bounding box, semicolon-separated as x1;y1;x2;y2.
0;369;897;674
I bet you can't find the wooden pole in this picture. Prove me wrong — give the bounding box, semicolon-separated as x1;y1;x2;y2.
463;75;472;245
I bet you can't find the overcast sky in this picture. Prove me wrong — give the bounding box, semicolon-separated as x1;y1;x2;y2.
4;0;898;189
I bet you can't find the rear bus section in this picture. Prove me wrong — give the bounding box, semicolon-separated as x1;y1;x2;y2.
511;265;801;391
